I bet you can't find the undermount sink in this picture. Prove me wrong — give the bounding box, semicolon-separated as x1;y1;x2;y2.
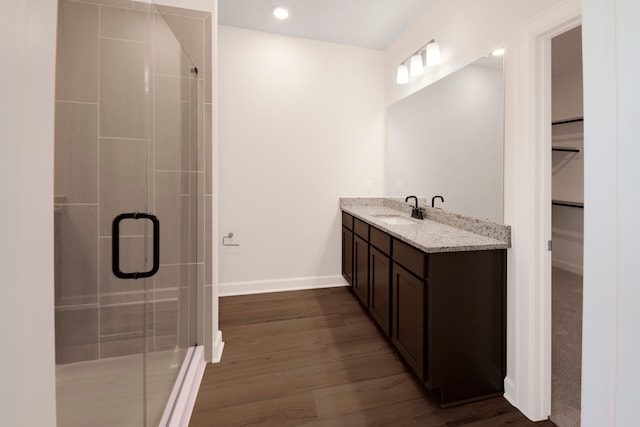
371;215;415;225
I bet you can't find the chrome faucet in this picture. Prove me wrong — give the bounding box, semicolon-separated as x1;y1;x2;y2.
431;195;445;209
404;195;425;220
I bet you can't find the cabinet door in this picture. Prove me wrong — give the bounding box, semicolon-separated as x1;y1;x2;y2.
392;263;424;378
341;227;353;285
353;235;369;306
369;247;391;335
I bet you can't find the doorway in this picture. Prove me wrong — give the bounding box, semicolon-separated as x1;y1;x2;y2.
550;26;584;427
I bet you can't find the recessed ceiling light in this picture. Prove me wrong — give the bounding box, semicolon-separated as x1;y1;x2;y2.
492;48;505;56
273;7;289;20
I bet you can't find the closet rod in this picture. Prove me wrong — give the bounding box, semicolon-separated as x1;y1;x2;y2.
552;146;580;152
552;200;584;208
552;117;584;125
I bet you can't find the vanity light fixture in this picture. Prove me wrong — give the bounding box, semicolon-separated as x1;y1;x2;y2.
492;48;505;56
409;53;424;76
396;64;409;85
273;7;289;20
426;40;441;66
396;39;440;85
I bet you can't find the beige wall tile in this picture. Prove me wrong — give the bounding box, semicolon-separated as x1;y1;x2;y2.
154;300;178;351
55;306;99;364
195;172;204;263
55;205;99;307
155;5;209;19
82;0;141;9
100;5;147;42
160;14;204;72
55;102;99;203
99;139;148;236
154;264;188;290
155;172;192;265
154;75;190;171
204;285;212;360
100;302;145;336
154;13;191;77
56;0;99;102
100;38;147;139
100;333;144;358
192;79;204;172
205;103;212;194
99;236;149;298
205;15;212;104
196;263;205;346
205;195;212;286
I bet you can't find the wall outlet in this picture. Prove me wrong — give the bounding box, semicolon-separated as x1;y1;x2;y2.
363;180;372;192
395;180;404;193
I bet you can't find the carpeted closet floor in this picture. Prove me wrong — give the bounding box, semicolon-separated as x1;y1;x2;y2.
550;267;583;427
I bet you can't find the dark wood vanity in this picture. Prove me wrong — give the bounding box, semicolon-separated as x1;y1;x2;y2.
341;211;506;407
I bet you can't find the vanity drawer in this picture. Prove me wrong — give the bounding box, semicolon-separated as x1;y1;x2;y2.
342;212;353;230
370;226;391;255
354;218;369;240
393;238;426;278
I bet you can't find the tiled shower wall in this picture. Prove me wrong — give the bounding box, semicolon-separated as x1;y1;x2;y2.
54;0;212;364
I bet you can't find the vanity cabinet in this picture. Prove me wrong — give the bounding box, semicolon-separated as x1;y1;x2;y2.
392;262;424;377
352;218;369;306
341;213;353;285
340;210;506;407
369;228;391;335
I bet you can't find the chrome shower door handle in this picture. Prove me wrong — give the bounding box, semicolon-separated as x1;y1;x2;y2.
112;212;160;279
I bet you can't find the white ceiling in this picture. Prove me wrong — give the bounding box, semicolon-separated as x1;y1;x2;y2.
218;0;437;50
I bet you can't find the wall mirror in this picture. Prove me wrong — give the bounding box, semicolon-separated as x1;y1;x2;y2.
386;53;504;222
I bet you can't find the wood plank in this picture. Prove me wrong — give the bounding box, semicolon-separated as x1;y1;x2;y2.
312;373;424;418
202;346;333;383
192;372;286;411
299;398;435;426
221;313;345;342
284;352;406;391
190;391;317;427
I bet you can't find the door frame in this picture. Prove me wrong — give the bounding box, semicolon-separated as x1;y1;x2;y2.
505;0;581;420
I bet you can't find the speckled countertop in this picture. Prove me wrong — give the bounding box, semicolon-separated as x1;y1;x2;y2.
341;199;510;253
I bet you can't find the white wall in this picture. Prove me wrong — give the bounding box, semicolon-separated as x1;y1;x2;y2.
217;26;385;294
582;0;640;425
0;0;57;425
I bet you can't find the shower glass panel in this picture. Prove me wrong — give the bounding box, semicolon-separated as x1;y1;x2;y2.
54;0;200;425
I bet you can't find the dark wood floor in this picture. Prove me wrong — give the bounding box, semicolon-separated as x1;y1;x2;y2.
190;287;555;426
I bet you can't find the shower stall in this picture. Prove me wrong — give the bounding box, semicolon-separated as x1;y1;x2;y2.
53;0;212;425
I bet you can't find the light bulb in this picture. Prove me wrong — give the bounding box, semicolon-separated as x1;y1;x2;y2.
409;54;424;76
273;7;289;20
492;48;505;56
426;41;441;66
396;64;409;85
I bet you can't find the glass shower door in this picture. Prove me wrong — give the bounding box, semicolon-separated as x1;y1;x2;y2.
54;1;199;425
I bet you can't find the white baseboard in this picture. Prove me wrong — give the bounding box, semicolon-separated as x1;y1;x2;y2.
503;376;517;408
219;275;349;297
211;330;224;363
552;259;583;276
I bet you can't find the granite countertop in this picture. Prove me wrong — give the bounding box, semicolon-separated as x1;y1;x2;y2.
341;202;510;253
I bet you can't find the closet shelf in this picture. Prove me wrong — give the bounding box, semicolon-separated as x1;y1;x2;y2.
552;117;584;126
552;200;584;208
